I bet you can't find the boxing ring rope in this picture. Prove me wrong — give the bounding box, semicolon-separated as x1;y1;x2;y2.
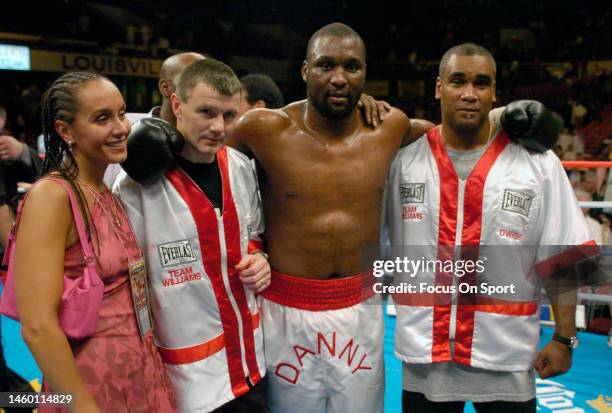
561;160;612;306
562;161;612;169
578;201;612;208
562;160;612;209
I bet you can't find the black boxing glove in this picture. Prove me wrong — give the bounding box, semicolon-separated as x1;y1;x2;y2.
501;100;564;153
121;117;185;185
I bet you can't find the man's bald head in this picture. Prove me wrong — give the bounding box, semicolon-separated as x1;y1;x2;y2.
438;43;496;78
159;52;206;97
305;22;365;62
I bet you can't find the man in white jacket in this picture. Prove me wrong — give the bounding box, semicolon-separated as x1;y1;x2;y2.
385;43;595;413
114;58;270;413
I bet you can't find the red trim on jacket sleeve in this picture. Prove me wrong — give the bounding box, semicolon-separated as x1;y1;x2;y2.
248;239;264;254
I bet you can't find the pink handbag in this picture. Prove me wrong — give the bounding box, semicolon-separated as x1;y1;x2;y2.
0;177;104;339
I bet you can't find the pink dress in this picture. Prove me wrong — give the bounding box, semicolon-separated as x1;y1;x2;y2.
42;189;175;413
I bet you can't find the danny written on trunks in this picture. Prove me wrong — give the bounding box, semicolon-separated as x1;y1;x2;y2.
260;271;385;413
274;331;374;384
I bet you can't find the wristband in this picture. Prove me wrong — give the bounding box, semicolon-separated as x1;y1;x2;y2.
250;250;269;260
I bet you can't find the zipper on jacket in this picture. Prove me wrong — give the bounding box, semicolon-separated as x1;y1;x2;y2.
216;207;249;378
449;179;466;342
178;168;249;378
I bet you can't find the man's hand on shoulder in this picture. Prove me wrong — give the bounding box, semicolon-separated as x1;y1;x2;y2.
357;94;391;128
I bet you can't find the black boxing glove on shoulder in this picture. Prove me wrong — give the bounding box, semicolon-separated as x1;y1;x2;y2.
501;100;564;153
121;117;185;185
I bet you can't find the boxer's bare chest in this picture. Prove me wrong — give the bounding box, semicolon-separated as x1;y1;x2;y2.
257;124;399;206
249;115;405;276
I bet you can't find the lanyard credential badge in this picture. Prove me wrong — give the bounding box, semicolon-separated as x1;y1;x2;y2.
129;259;152;337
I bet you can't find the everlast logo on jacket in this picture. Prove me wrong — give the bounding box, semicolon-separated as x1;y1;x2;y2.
400;183;425;204
502;190;533;217
158;240;197;267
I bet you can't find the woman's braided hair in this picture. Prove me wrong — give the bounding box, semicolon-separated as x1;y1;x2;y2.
40;71;109;238
41;71;107;177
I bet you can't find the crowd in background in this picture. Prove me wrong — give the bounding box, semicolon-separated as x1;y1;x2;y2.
2;1;610;62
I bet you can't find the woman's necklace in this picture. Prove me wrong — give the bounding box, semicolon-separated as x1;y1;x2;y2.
77;179;122;227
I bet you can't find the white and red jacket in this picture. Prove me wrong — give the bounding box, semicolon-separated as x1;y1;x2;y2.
114;147;265;412
385;127;596;372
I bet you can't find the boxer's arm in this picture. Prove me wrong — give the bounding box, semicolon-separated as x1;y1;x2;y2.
237;160;270;293
489;107;505;131
246;161;265;253
536;270;577;378
228;110;270;156
227;116;253;155
543;271;578;339
229;108;288;157
534;155;593;378
377;108;432;147
400;118;436;147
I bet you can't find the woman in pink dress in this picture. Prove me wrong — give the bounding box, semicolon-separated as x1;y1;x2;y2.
13;72;175;412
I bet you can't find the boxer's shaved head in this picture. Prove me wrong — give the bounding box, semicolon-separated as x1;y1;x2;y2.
439;43;496;77
159;52;206;96
306;22;365;61
302;22;366;119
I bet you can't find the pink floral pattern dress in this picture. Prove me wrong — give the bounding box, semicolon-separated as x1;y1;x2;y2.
41;188;175;413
